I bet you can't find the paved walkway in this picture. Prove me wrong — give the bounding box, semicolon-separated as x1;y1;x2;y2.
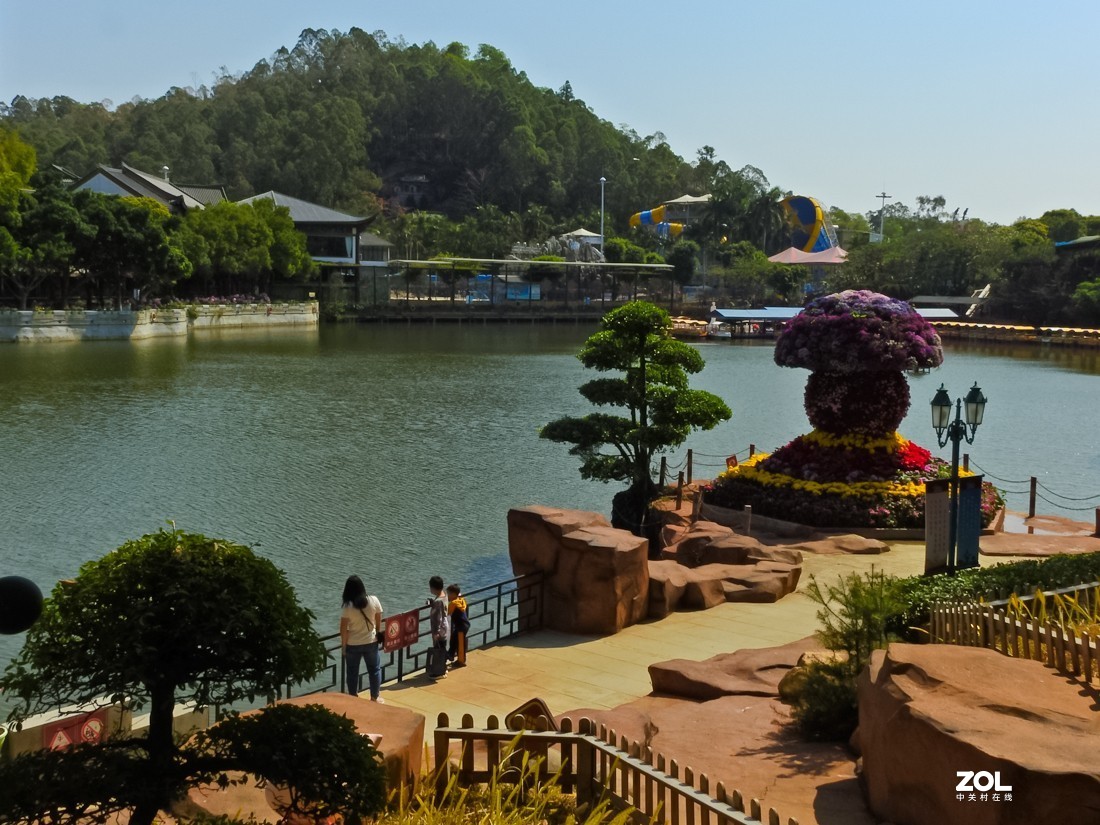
380;540;1007;726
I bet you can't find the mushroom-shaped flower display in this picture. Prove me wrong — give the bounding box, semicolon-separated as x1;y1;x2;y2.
707;292;1001;529
774;290;944;374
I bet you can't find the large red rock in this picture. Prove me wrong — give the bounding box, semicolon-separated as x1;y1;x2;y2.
646;558;801;617
649;636;824;700
859;644;1100;825
979;532;1100;557
788;534;889;555
664;520;804;567
559;693;873;825
507;506;649;634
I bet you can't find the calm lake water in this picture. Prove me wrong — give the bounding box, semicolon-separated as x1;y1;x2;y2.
1;324;1098;675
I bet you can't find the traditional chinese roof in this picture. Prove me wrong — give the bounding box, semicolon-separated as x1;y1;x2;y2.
71;162;227;211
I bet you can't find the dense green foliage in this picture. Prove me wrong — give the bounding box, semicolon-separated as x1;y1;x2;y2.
895;551;1100;629
828;200;1100;326
2;29;708;227
195;703;387;823
0;704;385;825
0;136;311;306
540;301;731;534
0;529;339;825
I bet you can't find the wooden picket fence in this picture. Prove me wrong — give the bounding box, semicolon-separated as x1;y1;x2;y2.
433;712;799;825
929;582;1100;684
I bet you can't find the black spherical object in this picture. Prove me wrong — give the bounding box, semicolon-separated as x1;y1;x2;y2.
0;575;44;634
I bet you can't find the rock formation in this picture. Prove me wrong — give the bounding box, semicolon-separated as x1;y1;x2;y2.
560;637;875;825
858;644;1100;825
648;520;803;616
507;506;649;634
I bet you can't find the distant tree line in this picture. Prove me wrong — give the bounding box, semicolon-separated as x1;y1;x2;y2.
0;130;312;309
3;27;1100;322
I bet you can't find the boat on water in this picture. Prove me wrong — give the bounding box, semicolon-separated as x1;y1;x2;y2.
706;319;732;339
670;316;709;339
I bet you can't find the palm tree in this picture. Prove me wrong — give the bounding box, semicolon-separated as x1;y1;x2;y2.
747;187;787;254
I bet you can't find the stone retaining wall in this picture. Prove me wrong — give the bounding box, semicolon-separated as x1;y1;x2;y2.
0;302;319;343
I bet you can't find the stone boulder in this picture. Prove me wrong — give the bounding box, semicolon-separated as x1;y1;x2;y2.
859;644;1100;825
788;534;889;555
559;692;874;825
647;558;801;618
649;636;823;700
186;694;425;821
979;531;1100;557
508;506;649;634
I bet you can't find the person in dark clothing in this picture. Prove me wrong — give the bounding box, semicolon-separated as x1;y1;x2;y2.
446;583;470;667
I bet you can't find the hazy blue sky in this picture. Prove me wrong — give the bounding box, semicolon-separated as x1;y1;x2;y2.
2;1;1096;225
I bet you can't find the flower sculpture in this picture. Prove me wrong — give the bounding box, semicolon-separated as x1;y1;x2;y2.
708;291;1002;528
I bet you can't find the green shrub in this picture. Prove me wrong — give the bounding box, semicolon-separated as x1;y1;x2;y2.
895;551;1100;630
791;660;859;741
805;569;905;673
791;569;904;741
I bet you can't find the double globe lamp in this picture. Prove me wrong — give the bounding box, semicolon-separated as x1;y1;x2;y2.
930;382;988;572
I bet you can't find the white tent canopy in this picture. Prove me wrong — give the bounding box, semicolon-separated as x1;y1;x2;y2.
664;194;712;206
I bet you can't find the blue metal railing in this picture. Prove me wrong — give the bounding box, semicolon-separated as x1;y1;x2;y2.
282;572;544;700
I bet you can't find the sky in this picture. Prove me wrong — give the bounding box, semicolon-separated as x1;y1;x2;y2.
2;0;1097;225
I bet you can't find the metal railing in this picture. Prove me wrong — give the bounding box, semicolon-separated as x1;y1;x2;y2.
281;572;544;700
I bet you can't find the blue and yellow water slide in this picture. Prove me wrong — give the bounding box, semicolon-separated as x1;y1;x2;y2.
780;195;839;253
628;204;684;239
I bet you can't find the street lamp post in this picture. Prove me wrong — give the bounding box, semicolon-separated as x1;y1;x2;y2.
875;191;892;241
599;176;607;256
931;382;988;572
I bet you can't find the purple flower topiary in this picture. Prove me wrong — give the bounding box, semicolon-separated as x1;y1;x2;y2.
774;290;944;373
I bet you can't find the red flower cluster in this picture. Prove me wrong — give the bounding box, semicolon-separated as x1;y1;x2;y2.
897;439;932;471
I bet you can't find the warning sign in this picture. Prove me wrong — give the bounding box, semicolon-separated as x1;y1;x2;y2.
43;708;107;751
81;717;104;744
383;609;421;653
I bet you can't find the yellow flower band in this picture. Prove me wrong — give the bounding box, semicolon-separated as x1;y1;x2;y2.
718;451;976;499
800;429;907;452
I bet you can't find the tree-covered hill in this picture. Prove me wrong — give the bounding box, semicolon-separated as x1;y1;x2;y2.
1;28;709;228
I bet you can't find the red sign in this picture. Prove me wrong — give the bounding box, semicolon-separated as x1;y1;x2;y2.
383;609;420;653
43;708;107;751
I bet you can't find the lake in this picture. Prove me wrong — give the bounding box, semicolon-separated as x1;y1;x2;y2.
1;324;1098;675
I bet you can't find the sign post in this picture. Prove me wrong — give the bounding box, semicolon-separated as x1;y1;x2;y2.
956;474;984;570
924;478;950;573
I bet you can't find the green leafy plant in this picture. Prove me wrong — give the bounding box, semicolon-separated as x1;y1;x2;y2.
0;528;329;825
791;569;904;741
895;551;1100;631
195;703;386;823
790;660;858;742
382;736;637;825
